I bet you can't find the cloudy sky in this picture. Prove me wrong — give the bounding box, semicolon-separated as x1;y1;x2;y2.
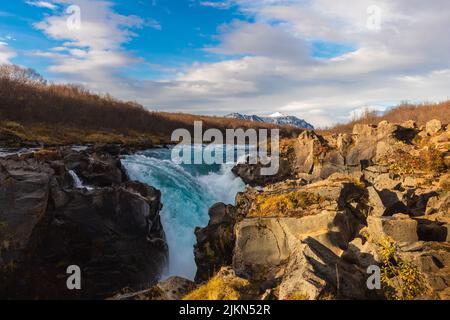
1;0;449;127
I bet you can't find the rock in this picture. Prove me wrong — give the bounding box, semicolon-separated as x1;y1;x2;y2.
377;121;399;139
195;176;367;284
336;133;353;152
233;120;421;186
109;276;197;300
243;173;369;220
363;165;389;184
353;124;377;136
426;119;443;135
416;219;449;242
438;174;450;191
293;131;347;179
157;276;197;300
195;120;450;301
194;203;239;282
231;157;292;187
398;242;450;299
278;238;374;300
63;149;126;187
367;187;386;216
426;191;450;217
0;159;54;265
233;208;362;281
374;173;401;191
294;131;324;175
233;219;290;281
403;176;424;189
345;138;377;168
367;186;410;217
342;237;380;268
402;120;417;129
0;149;169;300
367;214;419;243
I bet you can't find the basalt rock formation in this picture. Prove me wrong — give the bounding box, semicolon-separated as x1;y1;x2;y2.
0;147;168;299
192;119;449;300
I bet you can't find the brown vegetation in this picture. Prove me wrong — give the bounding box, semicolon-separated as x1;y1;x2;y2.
248;191;324;218
0;64;301;146
320;101;450;135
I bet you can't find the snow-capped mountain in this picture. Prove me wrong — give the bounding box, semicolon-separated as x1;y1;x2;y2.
225;113;265;122
225;112;314;129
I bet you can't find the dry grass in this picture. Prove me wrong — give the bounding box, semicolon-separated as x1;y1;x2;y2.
248;191;324;218
183;272;251;300
0;120;165;146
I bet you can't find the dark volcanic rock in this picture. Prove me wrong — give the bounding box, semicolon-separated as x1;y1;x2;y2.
231;157;292;187
0;159;54;265
63;149;127;187
194;203;239;283
0;149;168;299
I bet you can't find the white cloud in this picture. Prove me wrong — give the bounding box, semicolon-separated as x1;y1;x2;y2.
0;42;16;64
26;1;57;10
31;0;151;91
30;0;450;127
159;0;450;127
199;1;233;9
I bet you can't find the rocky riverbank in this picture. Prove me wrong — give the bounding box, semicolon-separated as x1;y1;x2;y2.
1;119;449;300
0;146;168;299
124;119;449;300
199;119;450;300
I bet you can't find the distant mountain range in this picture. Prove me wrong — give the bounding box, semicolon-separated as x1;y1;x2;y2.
225;112;314;129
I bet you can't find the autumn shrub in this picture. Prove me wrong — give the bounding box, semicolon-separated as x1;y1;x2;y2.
377;237;427;300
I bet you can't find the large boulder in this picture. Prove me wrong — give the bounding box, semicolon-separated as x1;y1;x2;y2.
278;237;374;300
398;242;450;299
294;131;346;179
63;149;126;187
426;119;443;135
231;157;292;187
233;210;360;281
0;159;56;266
367;214;419;243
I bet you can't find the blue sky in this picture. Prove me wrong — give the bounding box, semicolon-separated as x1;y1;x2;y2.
1;0;449;127
1;1;244;77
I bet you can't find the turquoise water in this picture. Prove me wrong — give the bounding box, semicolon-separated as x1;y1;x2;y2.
121;146;246;279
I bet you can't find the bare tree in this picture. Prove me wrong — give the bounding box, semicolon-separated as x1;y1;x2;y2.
0;64;46;85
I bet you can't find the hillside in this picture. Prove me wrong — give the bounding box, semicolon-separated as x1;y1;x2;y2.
0;65;301;147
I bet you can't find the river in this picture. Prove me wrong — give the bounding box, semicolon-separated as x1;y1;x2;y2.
121;145;246;279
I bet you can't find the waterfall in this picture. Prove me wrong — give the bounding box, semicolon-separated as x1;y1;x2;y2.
121;146;246;280
68;170;93;190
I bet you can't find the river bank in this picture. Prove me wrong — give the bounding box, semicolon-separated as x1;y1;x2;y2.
1;119;449;300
